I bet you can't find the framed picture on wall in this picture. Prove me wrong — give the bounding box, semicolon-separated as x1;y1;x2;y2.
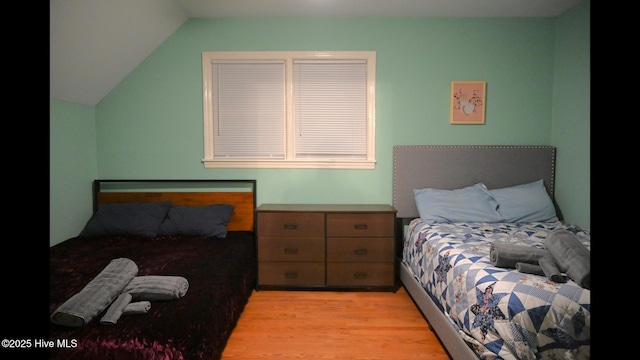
450;81;486;124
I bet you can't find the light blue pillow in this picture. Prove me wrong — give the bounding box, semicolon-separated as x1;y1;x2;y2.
413;183;501;224
489;179;558;223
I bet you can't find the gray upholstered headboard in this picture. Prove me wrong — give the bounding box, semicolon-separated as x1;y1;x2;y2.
392;145;557;219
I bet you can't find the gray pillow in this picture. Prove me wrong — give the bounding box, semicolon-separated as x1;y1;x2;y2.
158;204;234;238
80;201;171;237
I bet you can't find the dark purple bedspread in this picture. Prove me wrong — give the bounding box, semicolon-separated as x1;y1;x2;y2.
49;232;256;360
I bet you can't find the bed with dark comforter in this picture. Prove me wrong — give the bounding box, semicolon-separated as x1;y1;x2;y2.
49;180;257;360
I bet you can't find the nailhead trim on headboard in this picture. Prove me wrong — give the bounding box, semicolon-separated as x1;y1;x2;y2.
392;145;556;219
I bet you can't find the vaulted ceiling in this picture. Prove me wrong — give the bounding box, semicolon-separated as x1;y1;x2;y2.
50;0;584;106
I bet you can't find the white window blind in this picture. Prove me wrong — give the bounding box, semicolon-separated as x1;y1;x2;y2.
202;51;376;169
212;61;285;158
293;60;367;159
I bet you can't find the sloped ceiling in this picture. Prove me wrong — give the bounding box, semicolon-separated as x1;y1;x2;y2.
50;0;584;107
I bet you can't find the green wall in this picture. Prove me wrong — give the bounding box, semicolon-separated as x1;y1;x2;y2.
551;1;590;230
97;17;557;200
49;1;590;246
50;99;97;244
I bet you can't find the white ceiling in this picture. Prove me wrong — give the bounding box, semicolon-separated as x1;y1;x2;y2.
50;0;585;106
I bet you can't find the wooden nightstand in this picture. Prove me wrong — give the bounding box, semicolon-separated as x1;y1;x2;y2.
256;204;397;291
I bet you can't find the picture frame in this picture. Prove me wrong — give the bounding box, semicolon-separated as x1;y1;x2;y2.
450;81;486;124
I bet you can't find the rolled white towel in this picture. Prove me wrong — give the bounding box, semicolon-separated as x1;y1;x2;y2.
490;243;548;268
545;229;590;289
123;301;151;315
100;293;133;325
538;256;567;283
515;262;545;276
123;275;189;301
51;258;138;327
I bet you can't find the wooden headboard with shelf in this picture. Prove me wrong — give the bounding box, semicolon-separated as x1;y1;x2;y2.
93;179;257;232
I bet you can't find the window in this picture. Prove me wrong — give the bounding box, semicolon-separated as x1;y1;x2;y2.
202;51;376;169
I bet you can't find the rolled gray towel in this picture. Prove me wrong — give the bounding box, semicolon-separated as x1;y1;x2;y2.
490;243;548;268
123;275;189;301
538;256;566;283
51;258;138;327
545;229;590;289
123;301;151;315
100;293;132;325
515;262;545;276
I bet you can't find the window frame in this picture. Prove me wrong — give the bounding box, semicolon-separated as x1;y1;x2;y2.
201;51;376;169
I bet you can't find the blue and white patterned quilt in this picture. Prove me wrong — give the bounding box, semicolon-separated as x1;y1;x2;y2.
403;219;590;360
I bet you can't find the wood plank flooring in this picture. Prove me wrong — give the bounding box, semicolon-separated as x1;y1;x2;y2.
221;286;451;359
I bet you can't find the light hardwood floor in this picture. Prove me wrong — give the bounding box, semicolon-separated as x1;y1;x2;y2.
221;286;452;359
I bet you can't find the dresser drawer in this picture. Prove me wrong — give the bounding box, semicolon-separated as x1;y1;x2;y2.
326;263;394;287
258;212;325;237
326;213;394;237
326;238;394;262
259;262;325;286
258;237;325;262
256;204;397;290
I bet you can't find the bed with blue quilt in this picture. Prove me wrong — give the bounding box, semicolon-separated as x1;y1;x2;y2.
393;146;590;360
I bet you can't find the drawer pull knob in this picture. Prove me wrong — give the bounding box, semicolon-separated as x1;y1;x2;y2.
284;224;298;230
354;248;368;255
354;272;368;279
284;247;298;254
354;224;368;230
284;271;298;278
